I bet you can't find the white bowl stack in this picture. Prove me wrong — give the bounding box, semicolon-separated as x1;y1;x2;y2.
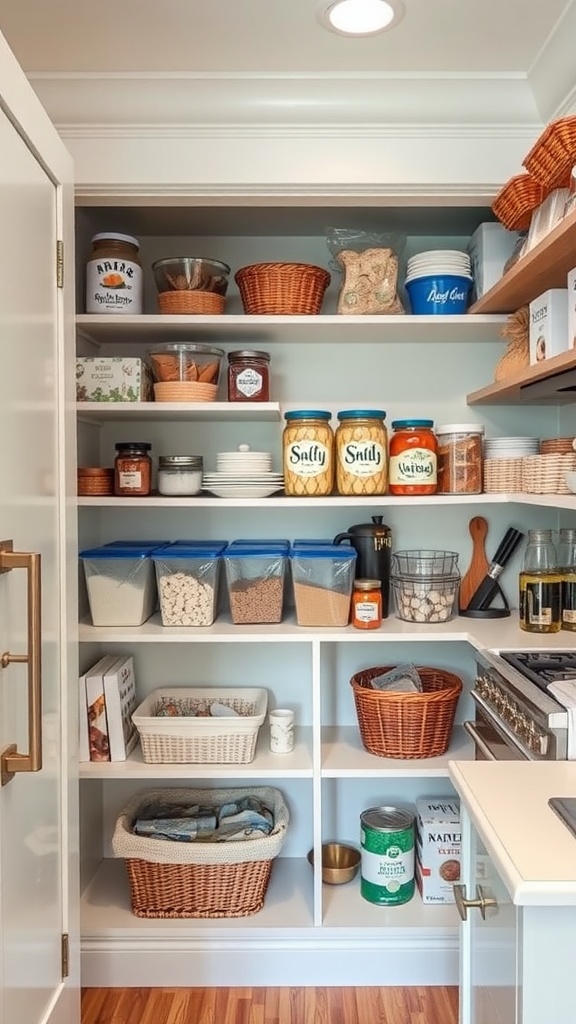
405;249;472;284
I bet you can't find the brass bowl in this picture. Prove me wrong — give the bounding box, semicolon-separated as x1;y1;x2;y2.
307;843;361;885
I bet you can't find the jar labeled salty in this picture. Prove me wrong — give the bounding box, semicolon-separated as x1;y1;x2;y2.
436;423;484;494
86;232;143;314
157;455;203;496
283;410;334;496
227;350;270;402
114;442;152;496
388;419;437;495
335;410;388;495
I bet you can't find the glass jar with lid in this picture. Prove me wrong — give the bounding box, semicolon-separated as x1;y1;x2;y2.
388;419;438;495
86;232;143;314
114;442;152;497
436;423;484;494
227;350;270;402
519;528;561;633
558;527;576;632
351;578;382;630
335;410;388;495
283;410;334;496
157;455;204;496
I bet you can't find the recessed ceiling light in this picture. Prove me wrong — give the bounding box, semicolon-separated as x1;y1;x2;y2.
319;0;404;36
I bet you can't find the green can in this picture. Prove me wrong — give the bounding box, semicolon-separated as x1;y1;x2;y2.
360;805;415;906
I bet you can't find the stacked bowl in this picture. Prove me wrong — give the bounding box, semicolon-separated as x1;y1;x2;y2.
405;249;473;314
390;549;461;624
148;343;224;402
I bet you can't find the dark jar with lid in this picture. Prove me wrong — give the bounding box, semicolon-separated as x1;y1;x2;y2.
227;350;270;402
114;442;152;496
85;232;143;315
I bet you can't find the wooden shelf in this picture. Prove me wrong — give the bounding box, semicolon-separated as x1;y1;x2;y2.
467;348;576;404
470;206;576;314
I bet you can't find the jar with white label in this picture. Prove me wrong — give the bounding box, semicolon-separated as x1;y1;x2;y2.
85;232;143;314
283;410;334;496
227;350;270;402
335;409;388;495
157;455;204;496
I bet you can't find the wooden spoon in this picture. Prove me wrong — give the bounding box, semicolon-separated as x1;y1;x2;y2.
459;516;490;611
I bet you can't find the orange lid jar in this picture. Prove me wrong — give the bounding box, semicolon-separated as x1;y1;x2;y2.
388;419;437;495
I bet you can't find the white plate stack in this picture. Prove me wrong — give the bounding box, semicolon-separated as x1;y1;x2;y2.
203;444;284;498
405;249;473;284
483;436;540;459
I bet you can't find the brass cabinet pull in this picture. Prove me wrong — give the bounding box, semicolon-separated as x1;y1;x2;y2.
454;883;497;921
0;540;42;786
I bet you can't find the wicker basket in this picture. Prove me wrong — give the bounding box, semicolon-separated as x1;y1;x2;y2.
521;453;576;494
523;116;576;188
112;786;289;918
132;687;268;764
350;665;462;759
483;457;524;493
235;262;331;315
492;173;548;231
158;291;225;315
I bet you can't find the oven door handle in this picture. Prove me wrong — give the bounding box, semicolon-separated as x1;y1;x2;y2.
463;720;498;761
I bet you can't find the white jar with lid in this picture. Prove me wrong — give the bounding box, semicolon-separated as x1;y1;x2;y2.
85;232;143;314
157;455;204;496
436;424;484;494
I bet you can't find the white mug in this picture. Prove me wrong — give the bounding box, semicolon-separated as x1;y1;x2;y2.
269;708;295;753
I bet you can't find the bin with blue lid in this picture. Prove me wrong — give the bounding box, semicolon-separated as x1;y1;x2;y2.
223;542;289;624
290;544;356;626
152;544;225;626
79;544;157;626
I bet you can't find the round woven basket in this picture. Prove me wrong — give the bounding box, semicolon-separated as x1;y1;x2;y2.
158;291;225;315
350;665;462;759
235;262;331;315
492;173;547;231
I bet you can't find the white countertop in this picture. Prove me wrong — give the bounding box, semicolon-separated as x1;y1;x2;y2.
449;760;576;906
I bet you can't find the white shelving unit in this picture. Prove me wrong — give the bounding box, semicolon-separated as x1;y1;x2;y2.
75;202;576;988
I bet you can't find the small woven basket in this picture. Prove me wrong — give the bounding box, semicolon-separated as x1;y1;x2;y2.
158;291;225;315
483;457;524;493
112;786;289;918
521;453;576;494
350;665;462;759
523;116;576;188
492;173;548;231
235;262;331;315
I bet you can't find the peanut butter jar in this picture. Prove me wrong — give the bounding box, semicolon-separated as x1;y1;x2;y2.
283;410;334;496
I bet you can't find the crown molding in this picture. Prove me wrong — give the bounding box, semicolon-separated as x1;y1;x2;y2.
72;181;510;202
59;123;543;141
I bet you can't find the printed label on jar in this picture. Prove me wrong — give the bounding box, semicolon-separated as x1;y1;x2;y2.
285;440;329;477
118;470;142;490
389;448;437;485
86;259;143;314
339;441;385;477
355;600;379;622
235;367;263;398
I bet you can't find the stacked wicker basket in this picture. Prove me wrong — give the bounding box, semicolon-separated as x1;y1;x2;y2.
492;115;576;230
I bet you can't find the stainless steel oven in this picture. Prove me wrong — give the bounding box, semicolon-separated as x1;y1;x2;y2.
465;650;571;761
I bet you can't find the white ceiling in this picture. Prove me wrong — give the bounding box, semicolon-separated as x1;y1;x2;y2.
2;0;576;128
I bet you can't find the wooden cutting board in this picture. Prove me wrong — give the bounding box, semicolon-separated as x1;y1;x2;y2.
459;516;490;611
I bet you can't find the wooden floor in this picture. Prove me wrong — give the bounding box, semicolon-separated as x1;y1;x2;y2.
81;987;459;1024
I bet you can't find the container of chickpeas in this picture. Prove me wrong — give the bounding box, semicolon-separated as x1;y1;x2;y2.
335;409;388;495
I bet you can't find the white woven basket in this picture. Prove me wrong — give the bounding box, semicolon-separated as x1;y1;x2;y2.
132;687;268;764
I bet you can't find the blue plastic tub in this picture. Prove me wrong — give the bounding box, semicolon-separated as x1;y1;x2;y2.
405;274;472;315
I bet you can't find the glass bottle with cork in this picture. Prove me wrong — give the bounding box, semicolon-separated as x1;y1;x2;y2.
519;528;561;633
558;527;576;632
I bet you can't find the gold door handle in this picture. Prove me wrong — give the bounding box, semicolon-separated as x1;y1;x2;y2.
0;540;42;786
454;884;497;921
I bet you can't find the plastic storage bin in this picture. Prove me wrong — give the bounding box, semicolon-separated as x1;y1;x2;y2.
223;542;288;624
152;543;225;626
290;544;356;626
79;544;157;626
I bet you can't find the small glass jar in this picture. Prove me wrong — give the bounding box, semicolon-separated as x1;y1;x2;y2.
227;350;270;402
335;409;388;495
351;578;382;629
114;442;152;497
85;232;143;315
388;419;438;495
283;410;334;496
558;527;576;632
436;423;484;494
157;455;204;496
519;528;561;634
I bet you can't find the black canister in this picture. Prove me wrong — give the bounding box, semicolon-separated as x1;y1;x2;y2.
333;516;392;618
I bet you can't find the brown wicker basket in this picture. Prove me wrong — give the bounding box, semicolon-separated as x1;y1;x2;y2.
350;665;462;759
77;467;114;496
523;116;576;188
157;291;225;315
112;786;289;918
492;173;548;231
235;262;331;315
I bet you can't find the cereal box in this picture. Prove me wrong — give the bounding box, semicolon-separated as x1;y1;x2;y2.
528;288;569;364
415;798;461;904
76;357;152;402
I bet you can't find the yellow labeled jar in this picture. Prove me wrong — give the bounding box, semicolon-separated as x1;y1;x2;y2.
283;410;334;496
335;409;388;495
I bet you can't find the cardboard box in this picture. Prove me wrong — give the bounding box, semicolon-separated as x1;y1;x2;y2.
529;288;569;364
415;798;461;904
76;357;152;402
467;222;520;300
567;267;576;350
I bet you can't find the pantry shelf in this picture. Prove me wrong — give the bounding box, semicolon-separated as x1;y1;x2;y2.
467;348;576;405
321;726;473;778
76;400;281;422
76;492;575;508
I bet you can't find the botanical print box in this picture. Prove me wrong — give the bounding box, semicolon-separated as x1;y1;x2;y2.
415;797;461;904
76;357;152;402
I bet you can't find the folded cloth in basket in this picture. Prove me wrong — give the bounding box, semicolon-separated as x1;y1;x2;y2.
134;795;274;842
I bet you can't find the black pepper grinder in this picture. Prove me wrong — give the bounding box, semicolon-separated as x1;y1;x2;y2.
333;516;392;618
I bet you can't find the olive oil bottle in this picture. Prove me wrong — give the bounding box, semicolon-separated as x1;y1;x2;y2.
558;527;576;632
519;529;561;634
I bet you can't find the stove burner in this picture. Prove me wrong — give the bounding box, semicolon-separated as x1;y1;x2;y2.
500;650;576;690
